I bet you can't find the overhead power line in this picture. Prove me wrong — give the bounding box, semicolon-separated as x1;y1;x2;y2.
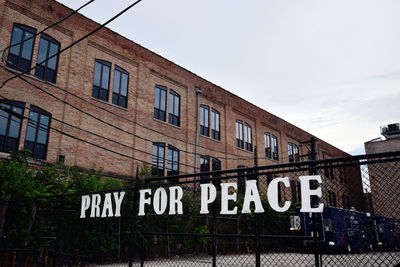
2;66;256;162
0;0;144;89
0;95;196;174
0;0;95;54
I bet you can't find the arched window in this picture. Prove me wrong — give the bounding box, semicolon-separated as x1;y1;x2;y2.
92;59;111;101
168;90;180;126
7;24;36;72
200;105;209;136
35;33;60;83
112;65;129;108
211;109;220;140
0;100;24;153
152;142;165;177
154;85;167;121
167;145;179;177
24;106;51;160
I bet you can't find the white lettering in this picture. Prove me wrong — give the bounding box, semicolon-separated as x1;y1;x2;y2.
153;188;168;215
90;194;101;218
169;186;183;215
113;192;125;217
299;175;324;213
242;180;264;213
80;195;91;218
268;177;291;212
220;183;238;215
200;184;217;214
138;189;152;216
101;193;113;217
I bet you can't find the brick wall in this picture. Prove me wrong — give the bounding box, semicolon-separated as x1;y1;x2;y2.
0;0;353;186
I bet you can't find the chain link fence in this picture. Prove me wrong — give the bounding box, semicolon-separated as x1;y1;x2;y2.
1;151;400;266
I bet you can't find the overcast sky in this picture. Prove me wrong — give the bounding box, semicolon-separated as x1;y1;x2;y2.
58;0;400;155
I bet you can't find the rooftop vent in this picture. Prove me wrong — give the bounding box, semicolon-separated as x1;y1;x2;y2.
380;123;400;139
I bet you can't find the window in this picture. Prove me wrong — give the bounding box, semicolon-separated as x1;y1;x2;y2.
200;105;209;136
200;155;210;183
167;145;179;177
154;86;167;121
264;133;271;158
244;123;252;152
236;120;243;149
112;66;129;108
291;180;301;202
236;120;252;152
92;60;111;101
200;106;220;140
237;165;246;193
211;109;220;140
212;157;221;186
324;162;335;181
34;34;60;83
288;142;299;162
168;91;180;126
288;143;293;162
339;167;347;184
7;24;36;72
0;101;24;153
24;106;51;160
271;134;279;161
328;191;337;207
152;143;165;177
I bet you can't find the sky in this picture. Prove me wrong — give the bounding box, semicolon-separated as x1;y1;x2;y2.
57;0;400;155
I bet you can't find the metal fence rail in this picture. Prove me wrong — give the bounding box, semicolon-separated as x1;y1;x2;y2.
1;151;400;266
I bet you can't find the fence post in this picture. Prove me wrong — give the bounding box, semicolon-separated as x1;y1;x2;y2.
309;137;321;267
212;190;217;267
253;146;261;267
128;167;140;267
53;184;72;267
140;178;148;267
1;200;13;267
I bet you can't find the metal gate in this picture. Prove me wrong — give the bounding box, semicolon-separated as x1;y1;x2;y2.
1;151;400;266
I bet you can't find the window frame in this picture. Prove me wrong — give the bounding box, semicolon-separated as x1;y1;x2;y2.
200;155;210;183
236;120;243;149
211;108;220;140
244;123;252;152
288;142;299;162
112;65;129;108
0;100;25;153
264;133;271;158
211;157;221;186
34;33;60;83
271;134;279;161
154;85;167;121
7;24;36;72
200;105;209;137
24;105;51;160
168;90;180;127
167;145;179;177
152;142;165;177
92;59;111;102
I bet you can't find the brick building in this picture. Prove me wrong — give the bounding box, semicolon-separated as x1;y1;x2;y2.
0;0;365;210
365;123;400;217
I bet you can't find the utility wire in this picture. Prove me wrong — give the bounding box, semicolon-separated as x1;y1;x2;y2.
0;0;297;163
2;66;256;162
0;0;143;89
0;97;195;174
0;0;95;54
